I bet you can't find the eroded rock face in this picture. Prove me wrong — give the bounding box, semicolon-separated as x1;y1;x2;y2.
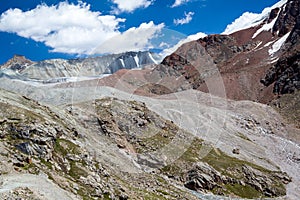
0;1;299;199
262;11;300;95
0;85;295;199
272;0;299;36
261;52;300;94
184;162;223;191
0;90;126;199
185;162;291;198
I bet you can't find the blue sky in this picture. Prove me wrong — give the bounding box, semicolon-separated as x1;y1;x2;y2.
0;0;281;64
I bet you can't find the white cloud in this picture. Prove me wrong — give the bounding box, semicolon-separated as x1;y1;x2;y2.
174;12;194;25
92;21;164;54
0;2;163;55
223;0;287;34
159;42;170;48
111;0;153;14
160;32;206;58
171;0;191;8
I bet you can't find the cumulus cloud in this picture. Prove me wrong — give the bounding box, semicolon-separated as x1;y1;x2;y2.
171;0;191;8
92;21;164;54
160;32;206;57
111;0;153;14
0;2;163;55
174;12;194;25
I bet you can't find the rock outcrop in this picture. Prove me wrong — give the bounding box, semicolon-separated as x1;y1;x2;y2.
0;55;34;72
261;3;300;95
185;162;290;198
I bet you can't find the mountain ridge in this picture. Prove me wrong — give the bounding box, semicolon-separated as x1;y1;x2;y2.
0;51;160;82
148;0;299;103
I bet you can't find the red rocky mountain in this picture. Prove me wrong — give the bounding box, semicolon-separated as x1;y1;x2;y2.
158;0;299;103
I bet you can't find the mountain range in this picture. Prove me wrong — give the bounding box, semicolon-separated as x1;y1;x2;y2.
0;0;299;199
0;51;160;83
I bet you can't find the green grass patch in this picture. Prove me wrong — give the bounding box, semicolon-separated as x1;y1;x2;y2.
224;183;263;198
40;158;53;169
202;148;272;175
180;138;203;163
156;189;170;196
54;138;80;156
103;193;111;200
77;188;91;200
69;161;88;180
22;163;35;170
160;138;203;177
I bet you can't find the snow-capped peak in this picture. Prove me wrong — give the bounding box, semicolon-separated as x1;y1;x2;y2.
222;0;287;35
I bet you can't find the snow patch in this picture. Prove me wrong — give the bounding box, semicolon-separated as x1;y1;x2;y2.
252;41;263;50
13;75;112;86
120;58;125;67
223;0;287;35
269;57;279;64
268;32;290;55
252;2;288;39
264;41;275;47
134;55;140;68
252;12;280;38
148;52;158;64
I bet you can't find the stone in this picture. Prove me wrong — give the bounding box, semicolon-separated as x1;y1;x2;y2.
232;148;240;154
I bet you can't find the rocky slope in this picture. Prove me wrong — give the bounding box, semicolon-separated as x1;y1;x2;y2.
0;88;296;199
145;0;299;103
0;88;200;199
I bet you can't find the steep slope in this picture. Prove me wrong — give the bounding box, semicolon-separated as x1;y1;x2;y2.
0;88;296;199
0;88;200;199
150;0;299;103
261;6;300;94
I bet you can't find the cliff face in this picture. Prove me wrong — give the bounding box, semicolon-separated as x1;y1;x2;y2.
262;7;300;95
